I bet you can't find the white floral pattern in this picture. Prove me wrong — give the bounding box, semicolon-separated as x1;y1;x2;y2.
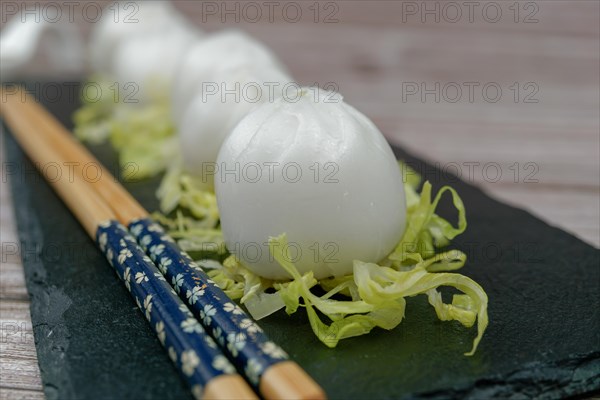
118;248;133;264
200;304;216;326
156;321;165;345
191;384;203;400
106;248;114;267
150;244;165;258
143;295;153;320
153;272;166;281
226;332;246;357
123;267;131;291
179;304;193;317
98;233;107;251
181;318;203;334
239;318;262;334
135;272;148;284
148;223;162;232
130;224;143;237
244;359;264;385
186;285;205;304
223;302;244;315
159;257;172;274
172;273;184;293
232;305;244;315
212;327;225;346
160;234;175;243
181;350;200;376
212;355;235;374
141;235;152;248
223;302;235;313
205;336;217;349
168;347;177;363
261;341;288;359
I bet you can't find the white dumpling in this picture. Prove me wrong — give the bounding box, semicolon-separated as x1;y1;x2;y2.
171;30;288;124
178;63;292;188
111;24;198;101
89;1;200;101
215;87;406;279
89;1;194;73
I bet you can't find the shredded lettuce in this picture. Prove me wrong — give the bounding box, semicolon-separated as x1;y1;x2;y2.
156;165;219;222
150;166;222;260
73;77;488;354
73;77;176;180
108;104;177;179
267;233;487;355
73;76;120;144
390;173;467;265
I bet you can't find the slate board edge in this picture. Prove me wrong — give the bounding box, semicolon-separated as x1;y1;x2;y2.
412;351;600;400
3;130;75;399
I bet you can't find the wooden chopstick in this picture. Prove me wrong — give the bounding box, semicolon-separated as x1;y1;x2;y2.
4;87;327;400
1;88;258;400
1;88;148;224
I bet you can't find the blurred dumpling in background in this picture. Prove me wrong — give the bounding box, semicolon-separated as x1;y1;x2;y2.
111;25;198;101
171;29;293;186
89;1;201;101
178;63;292;187
171;30;289;123
0;8;84;80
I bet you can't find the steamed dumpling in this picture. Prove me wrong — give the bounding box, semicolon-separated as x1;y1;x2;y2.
171;30;288;123
215;88;406;279
89;1;201;100
178;62;292;187
111;24;198;101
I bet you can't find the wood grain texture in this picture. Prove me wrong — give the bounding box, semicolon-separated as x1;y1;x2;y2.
0;143;43;395
1;0;598;396
0;388;44;400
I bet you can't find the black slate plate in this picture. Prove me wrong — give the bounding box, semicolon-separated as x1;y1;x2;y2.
3;83;599;399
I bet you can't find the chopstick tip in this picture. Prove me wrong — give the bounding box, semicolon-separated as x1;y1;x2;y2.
261;361;327;400
203;374;258;400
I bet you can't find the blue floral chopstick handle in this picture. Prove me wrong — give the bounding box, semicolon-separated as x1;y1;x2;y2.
96;220;238;400
129;218;289;388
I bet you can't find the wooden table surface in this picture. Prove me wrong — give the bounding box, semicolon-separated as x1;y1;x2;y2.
1;1;598;398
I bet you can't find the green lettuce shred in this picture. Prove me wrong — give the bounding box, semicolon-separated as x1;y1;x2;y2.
267;233;487;355
73;77;176;180
156;165;219;222
390;179;466;264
